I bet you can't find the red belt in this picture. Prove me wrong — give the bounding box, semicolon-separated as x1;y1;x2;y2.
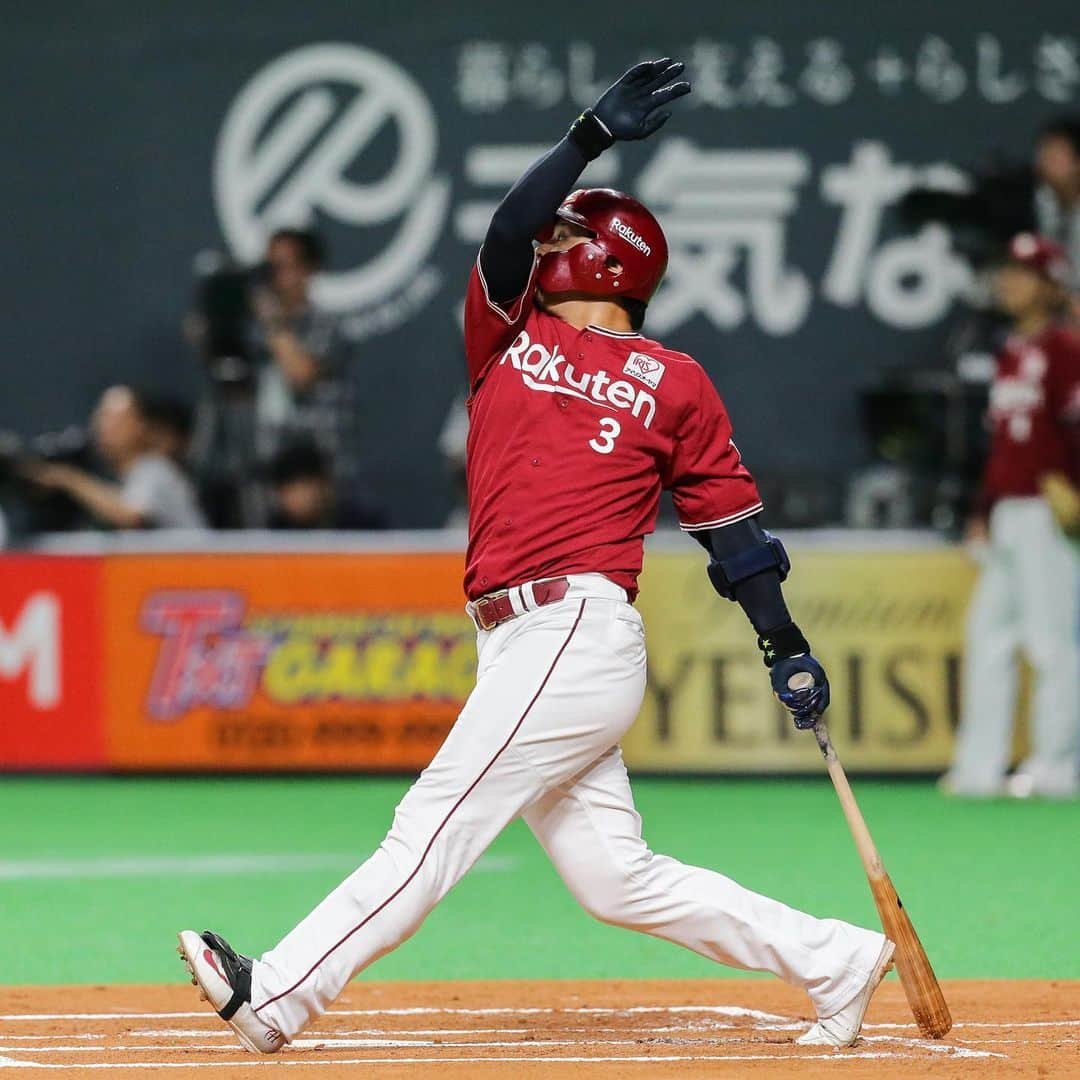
468;577;570;631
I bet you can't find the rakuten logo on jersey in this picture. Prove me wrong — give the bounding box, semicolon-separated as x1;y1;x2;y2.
610;217;651;256
499;330;656;428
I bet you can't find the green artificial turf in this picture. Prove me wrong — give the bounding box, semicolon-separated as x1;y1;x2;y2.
0;776;1076;984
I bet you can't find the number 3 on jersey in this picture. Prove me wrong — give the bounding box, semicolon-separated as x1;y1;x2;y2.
589;417;621;455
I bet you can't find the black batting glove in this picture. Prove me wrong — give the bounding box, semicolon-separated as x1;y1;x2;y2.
770;655;831;730
756;622;829;730
594;58;691;139
569;58;691;159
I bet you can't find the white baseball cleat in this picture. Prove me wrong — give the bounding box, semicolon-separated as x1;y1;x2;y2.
176;929;286;1054
797;937;896;1048
937;772;1003;799
1004;771;1078;800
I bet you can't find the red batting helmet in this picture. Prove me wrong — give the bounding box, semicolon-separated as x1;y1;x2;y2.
537;188;668;303
1007;232;1071;287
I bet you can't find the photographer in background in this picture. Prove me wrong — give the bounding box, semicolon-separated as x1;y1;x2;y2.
900;114;1080;294
1035;117;1080;298
944;235;1080;800
188;228;354;526
252;229;353;476
20;386;206;531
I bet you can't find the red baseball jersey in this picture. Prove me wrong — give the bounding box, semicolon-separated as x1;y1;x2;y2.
462;257;762;601
980;324;1080;511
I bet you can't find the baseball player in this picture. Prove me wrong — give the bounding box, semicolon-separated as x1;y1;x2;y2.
944;234;1080;798
179;59;892;1053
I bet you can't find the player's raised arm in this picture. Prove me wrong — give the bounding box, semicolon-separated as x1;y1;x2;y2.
479;58;690;304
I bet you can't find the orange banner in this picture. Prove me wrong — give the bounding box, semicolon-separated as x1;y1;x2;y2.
102;553;473;770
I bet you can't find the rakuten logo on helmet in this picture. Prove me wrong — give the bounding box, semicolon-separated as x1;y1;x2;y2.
498;331;656;428
610;217;651;257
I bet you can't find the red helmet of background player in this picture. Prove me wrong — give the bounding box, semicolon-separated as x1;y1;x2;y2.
1007;232;1071;287
537;188;669;303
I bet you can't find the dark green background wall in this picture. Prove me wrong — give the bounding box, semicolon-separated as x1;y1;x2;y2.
4;2;1076;523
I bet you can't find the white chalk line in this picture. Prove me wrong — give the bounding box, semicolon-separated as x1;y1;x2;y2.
0;1023;758;1042
0;853;518;882
7;1001;1073;1068
5;1004;1079;1031
0;1024;795;1041
0;1039;1007;1060
0;1039;724;1053
33;1028;536;1040
0;1036;106;1042
958;1037;1080;1045
0;1029;943;1050
858;1035;1000;1059
0;1015;1009;1063
0;1004;787;1022
0;1050;1005;1069
1;1012;208;1022
932;1019;1080;1029
866;1019;1080;1030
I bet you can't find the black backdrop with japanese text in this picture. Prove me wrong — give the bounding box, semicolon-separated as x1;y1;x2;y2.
3;1;1076;525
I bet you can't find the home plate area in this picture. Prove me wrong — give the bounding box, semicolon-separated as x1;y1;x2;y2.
0;980;1075;1078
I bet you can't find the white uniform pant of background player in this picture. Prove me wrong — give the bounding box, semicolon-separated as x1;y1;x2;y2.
250;574;884;1039
951;497;1080;795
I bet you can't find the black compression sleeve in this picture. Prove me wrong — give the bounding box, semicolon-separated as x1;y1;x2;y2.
731;572;795;637
694;516;794;634
478;137;590;304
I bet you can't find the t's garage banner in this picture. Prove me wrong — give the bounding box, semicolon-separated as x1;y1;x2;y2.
102;553;472;770
0;544;995;774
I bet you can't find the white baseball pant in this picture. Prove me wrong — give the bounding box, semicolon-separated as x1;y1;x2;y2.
250;573;886;1039
950;497;1080;795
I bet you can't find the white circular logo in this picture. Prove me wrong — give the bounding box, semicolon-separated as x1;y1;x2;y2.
214;43;448;321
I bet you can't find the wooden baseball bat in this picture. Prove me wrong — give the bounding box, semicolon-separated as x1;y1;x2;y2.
808;712;952;1038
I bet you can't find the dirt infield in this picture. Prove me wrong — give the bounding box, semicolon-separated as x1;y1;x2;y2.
0;979;1076;1077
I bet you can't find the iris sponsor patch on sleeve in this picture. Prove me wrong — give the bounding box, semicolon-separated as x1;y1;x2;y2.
623;352;665;390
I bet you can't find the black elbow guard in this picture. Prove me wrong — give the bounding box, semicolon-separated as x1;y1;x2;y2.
706;532;790;601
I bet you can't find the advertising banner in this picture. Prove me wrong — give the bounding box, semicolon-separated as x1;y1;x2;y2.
0;557;104;768
0;543;987;773
101;552;474;770
624;547;979;772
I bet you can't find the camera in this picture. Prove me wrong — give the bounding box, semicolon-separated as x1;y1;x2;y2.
0;426;96;536
191;251;271;387
898;158;1036;269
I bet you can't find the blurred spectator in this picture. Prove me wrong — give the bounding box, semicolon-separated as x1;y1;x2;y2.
252;229;354;476
267;441;384;531
20;386;206;530
1034;117;1080;294
141;394;195;466
943;235;1080;799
